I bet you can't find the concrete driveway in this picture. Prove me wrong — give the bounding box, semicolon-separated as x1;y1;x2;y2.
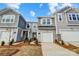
41;42;78;56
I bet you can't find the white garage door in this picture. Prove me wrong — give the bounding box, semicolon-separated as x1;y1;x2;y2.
0;31;10;44
61;31;79;41
42;32;53;42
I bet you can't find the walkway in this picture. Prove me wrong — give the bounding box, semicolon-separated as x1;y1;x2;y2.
41;42;78;56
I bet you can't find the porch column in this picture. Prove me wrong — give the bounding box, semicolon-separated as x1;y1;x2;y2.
28;30;29;40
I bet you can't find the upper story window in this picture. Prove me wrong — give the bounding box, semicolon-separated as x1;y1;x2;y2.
47;19;50;24
42;19;46;24
41;18;52;25
68;13;79;21
27;24;30;28
69;14;72;20
1;15;15;23
58;13;62;21
76;14;79;20
72;14;76;20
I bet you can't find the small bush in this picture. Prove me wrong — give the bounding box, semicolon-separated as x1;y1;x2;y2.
24;37;29;43
61;40;65;45
9;39;14;45
33;37;38;45
55;39;58;43
1;41;5;46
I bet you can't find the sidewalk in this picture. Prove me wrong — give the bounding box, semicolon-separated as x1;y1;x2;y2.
41;42;78;56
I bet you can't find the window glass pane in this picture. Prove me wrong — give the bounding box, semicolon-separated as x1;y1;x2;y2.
11;19;13;22
6;19;10;22
59;15;62;21
77;14;79;20
47;19;50;24
2;15;15;23
42;19;46;24
27;24;30;28
2;19;5;22
69;14;72;20
72;14;76;20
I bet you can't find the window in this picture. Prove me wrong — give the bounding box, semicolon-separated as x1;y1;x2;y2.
6;19;10;22
72;14;76;20
27;24;30;28
68;13;79;21
42;19;46;24
69;14;72;20
77;14;79;20
47;19;50;24
58;13;62;21
2;15;15;23
2;19;5;22
11;19;13;22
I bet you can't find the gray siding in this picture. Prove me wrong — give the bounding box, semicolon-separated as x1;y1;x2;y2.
16;29;22;41
38;26;55;30
55;10;79;30
38;17;55;30
0;10;19;27
18;15;26;29
38;17;55;26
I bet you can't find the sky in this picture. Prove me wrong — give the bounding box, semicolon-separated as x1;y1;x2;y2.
0;3;79;22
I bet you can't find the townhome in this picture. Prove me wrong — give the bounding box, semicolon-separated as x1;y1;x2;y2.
26;22;38;40
0;8;26;45
54;6;79;42
0;6;79;45
37;16;56;42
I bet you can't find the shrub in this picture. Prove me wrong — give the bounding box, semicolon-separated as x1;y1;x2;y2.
1;41;5;46
24;37;29;43
9;39;14;45
61;40;65;45
55;39;58;43
33;37;38;45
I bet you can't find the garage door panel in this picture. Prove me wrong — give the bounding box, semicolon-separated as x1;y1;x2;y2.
0;31;10;44
61;31;79;41
42;32;53;42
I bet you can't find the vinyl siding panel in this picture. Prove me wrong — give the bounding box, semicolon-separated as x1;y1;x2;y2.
18;15;26;29
0;10;19;27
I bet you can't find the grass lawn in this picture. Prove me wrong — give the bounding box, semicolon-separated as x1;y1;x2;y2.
0;42;42;56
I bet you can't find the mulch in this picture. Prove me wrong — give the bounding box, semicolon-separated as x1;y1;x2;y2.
0;42;42;56
55;42;79;54
0;48;19;56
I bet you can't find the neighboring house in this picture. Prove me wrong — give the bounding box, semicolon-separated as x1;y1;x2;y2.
54;6;79;42
37;16;56;42
26;22;38;40
0;8;26;45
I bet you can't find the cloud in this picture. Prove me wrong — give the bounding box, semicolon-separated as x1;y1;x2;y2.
30;10;36;17
6;3;21;9
48;3;72;14
39;4;43;8
48;3;59;14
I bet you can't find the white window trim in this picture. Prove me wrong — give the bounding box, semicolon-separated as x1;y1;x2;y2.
1;15;15;23
41;18;46;25
67;13;79;21
58;13;63;22
41;18;52;25
46;18;52;25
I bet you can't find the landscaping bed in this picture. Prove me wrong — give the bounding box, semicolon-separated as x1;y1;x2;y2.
13;45;42;56
55;40;79;54
0;48;19;56
0;41;42;56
